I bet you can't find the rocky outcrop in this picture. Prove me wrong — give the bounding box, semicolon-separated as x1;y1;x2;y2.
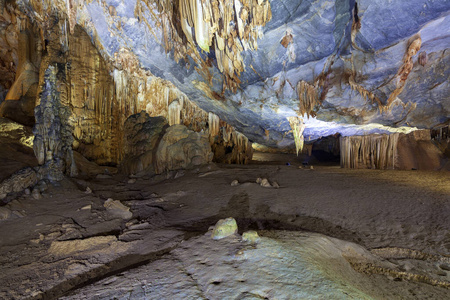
120;111;167;175
36;23;251;168
0;166;37;200
155;125;213;174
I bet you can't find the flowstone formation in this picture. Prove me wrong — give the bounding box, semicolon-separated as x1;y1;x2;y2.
340;130;446;170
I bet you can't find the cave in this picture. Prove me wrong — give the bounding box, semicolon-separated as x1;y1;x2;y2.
0;0;449;299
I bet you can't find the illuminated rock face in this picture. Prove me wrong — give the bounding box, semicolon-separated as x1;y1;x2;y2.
155;124;213;174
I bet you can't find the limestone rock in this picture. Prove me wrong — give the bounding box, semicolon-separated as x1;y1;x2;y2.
31;188;40;200
120;112;167;175
64;0;449;148
242;231;260;243
260;178;272;188
0;167;38;197
211;217;238;240
0;206;11;220
155;125;213;174
48;236;118;257
104;198;132;220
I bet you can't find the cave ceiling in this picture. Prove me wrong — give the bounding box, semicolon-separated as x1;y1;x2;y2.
15;0;450;148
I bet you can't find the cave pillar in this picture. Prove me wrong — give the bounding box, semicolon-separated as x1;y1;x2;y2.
33;65;77;181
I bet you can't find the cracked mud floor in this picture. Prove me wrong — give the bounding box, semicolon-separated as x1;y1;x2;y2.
0;157;449;299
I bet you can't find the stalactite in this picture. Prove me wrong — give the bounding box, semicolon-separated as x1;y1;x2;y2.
287;116;306;156
168;99;181;126
208;112;220;141
297;80;320;118
348;75;382;108
139;0;271;93
340;133;399;169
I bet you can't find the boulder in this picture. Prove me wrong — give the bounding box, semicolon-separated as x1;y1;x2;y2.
211;217;238;240
104;198;132;220
155;125;213;174
120;112;167;175
242;231;260;243
0;167;38;197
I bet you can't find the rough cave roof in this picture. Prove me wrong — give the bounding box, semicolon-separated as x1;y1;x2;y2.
29;0;450;148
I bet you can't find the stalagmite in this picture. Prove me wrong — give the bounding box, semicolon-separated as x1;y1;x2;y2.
340;133;399;169
287;116;306;155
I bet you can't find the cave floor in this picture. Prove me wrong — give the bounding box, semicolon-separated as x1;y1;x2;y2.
0;158;449;299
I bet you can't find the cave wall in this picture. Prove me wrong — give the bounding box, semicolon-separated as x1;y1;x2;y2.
0;2;40;125
0;1;18;100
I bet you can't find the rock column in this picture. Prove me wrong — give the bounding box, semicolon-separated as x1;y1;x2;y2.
33;65;77;181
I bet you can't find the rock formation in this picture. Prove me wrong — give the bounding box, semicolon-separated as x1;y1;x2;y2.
340;130;446;170
155;124;213;174
120;112;168;176
33;65;77;181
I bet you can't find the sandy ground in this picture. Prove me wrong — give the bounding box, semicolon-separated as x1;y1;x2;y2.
0;153;449;299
